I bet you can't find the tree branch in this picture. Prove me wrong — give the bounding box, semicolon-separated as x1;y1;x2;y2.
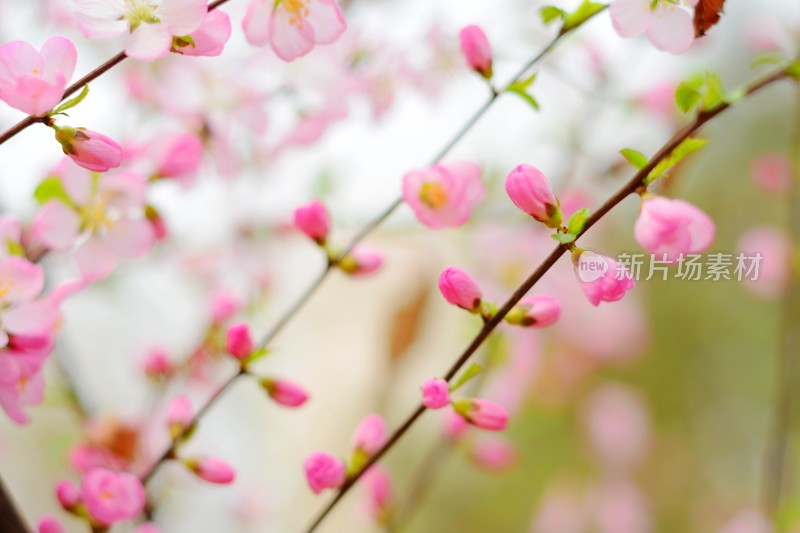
0;476;30;533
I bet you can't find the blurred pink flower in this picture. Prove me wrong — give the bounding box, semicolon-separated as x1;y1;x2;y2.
226;323;254;360
505;164;562;229
583;385;650;469
262;378;309;407
473;438;517;471
403;161;484;229
720;509;773;533
506;294;561;328
421;377;450;409
438;267;482;312
751;153;792;193
634;196;715;263
352;414;387;455
575;252;635;306
209;290;241;324
56;480;80;510
243;0;347;61
167;395;193;432
152;132;204;186
294;200;330;245
142;348;173;379
738;226;791;298
37;516;66;533
304;451;346;494
81;468;145;526
443;407;469;440
0;36;76;115
339;247;384;277
364;467;393;521
0;345;48;424
610;0;696;54
186;457;236;484
459;25;493;78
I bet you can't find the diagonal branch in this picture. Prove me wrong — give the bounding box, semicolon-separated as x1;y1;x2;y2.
0;476;30;533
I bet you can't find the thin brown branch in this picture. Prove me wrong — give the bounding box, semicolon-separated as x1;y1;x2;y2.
0;476;29;533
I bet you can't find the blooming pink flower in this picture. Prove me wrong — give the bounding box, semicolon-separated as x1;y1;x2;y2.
338;247;384;276
74;0;209;61
453;398;508;431
634;196;715;262
152;132;204;186
438;267;482;312
738;227;791;298
459;25;493;79
0;36;76;115
351;414;387;455
364;467;393;521
54;126;122;172
402;161;485;228
574;251;636;306
473;439;517;471
56;480;80;510
81;468;145;526
304;451;346;494
506;294;561;328
243;0;347;62
226;323;254;360
37;516;66;533
505;164;562;228
751;153;792;193
0;347;47;425
142;348;172;378
421;377;450;409
174;10;233;57
167;395;193;432
32;161;154;280
261;378;309;407
294;200;330;245
610;0;697;54
0;257;47;347
186;457;236;484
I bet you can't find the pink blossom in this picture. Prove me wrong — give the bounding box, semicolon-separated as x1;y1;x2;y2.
452;398;509;431
473;439;517;471
738;227;791;298
610;0;697;54
0;215;21;256
174;10;233;57
351;414;387;455
32;162;154;280
634;196;715;262
69;445;127;474
0;36;76;116
583;385;650;469
186;457;236;484
574;251;635;306
294;200;330;245
338;247;384;277
81;468;146;526
402;161;485;228
364;467;393;521
142;348;172;378
37;516;66;533
459;25;493;79
152;132;204;186
56;480;80;510
751;153;792;193
0;339;49;424
0;257;46;347
505;164;562;228
421;377;450;409
438;267;482;312
226;323;254;360
75;0;209;61
506;294;561;328
638;82;678;119
54;126;122;172
209;290;241;323
261;378;309;407
304;451;346;494
167;395;193;431
243;0;347;62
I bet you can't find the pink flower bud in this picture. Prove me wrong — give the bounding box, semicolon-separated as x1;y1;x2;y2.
261;378;309;407
38;516;66;533
167;395;193;433
574;250;635;306
364;467;393;521
186;457;236;484
304;451;346;494
443;407;469;440
54;126;122;172
144;205;168;241
351;414;387;455
338;247;384;276
505;294;561;328
459;25;493;79
142;348;172;379
209;290;241;324
505;164;562;228
472;439;517;471
155;133;203;183
453;398;509;431
421;377;450;409
294;200;331;245
438;267;482;311
634;196;715;263
55;480;80;510
81;468;145;526
226;323;254;360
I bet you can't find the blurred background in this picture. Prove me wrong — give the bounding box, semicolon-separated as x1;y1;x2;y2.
1;0;800;531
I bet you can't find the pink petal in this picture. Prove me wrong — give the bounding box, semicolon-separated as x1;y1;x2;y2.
106;218;154;259
243;0;273;46
125;23;173;61
158;0;208;36
610;0;651;38
178;10;232;57
270;7;315;61
0;330;8;350
0;74;65;116
76;238;118;281
0;257;45;303
41;36;77;84
3;300;59;337
0;41;41;86
76;14;129;39
646;5;695;54
306;0;346;45
33;201;81;251
73;0;126;19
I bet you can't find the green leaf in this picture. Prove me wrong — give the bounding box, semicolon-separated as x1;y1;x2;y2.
620;148;648;169
50;85;89;116
562;1;606;33
507;73;540;110
244;347;269;367
789;59;800;80
751;52;788;69
449;363;483;393
646;137;708;183
33;177;72;206
551;232;577;244
702;73;725;111
567;208;589;236
675;77;704;113
540;6;566;25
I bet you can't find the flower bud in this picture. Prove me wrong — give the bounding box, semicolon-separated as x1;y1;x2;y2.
226;323;254;360
142;348;172;379
452;398;509;431
438;267;482;312
261;378;309;407
351;414;387;455
209;290;241;324
573;250;635;306
144;205;168;241
364;467;394;524
166;395;193;438
459;25;493;79
634;195;715;263
294;200;330;246
54;126;122;172
304;451;346;494
505;164;562;228
505;295;561;328
55;480;80;511
184;457;236;484
421;377;450;409
337;247;384;276
38;516;66;533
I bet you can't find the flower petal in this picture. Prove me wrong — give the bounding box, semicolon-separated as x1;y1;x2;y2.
0;257;45;303
75;238;118;281
41;36;77;83
610;0;651;38
242;0;273;46
158;0;208;36
33;201;81;251
125;23;173;61
270;7;315;61
76;13;129;39
106;218;154;259
0;41;41;86
306;0;346;45
647;5;695;54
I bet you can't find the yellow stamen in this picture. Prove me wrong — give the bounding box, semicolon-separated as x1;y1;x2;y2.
419;182;448;209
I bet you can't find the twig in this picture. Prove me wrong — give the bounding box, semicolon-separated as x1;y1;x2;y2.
0;476;29;533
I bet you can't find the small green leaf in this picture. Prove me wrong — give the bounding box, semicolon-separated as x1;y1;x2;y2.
702;73;725;111
567;208;589;236
675;77;704;113
620;148;648;169
33;177;72;206
244;347;269;367
724;86;746;105
646;137;708;183
450;363;483;393
789;59;800;80
751;52;788;69
507;73;540;110
50;85;89;116
540;6;566;25
562;1;606;33
551;232;577;244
